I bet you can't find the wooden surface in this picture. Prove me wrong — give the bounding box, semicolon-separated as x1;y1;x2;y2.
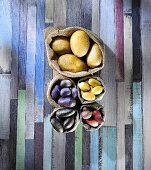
0;0;150;169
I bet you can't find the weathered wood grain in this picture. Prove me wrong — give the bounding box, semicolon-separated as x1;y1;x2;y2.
132;0;142;82
34;123;44;170
0;140;9;170
125;125;133;170
133;83;143;170
124;13;133;125
9;99;17;170
0;0;12;74
115;0;124;81
141;1;151;169
10;0;19;99
116;82;125;170
16;90;25;170
100;0;116;126
18;0;27;89
0;75;11;139
100;127;116;170
45;0;53;23
123;0;132;14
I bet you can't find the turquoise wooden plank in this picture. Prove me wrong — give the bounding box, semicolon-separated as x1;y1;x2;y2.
100;127;116;170
35;0;45;123
16;90;26;170
133;82;142;170
90;131;99;170
0;0;12;74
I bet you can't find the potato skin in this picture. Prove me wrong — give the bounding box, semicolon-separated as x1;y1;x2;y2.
70;30;90;57
58;54;88;72
51;36;71;55
87;43;103;68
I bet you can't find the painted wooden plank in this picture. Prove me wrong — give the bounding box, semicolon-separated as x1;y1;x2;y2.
123;0;132;14
0;0;12;74
100;0;116;126
100;127;116;170
132;0;142;82
0;140;9;170
75;124;83;170
54;0;66;27
115;0;124;81
116;82;125;170
25;139;34;170
34;123;44;170
133;82;142;170
124;14;133;125
18;0;27;89
90;1;100;170
0;75;11;139
65;133;75;170
9;99;18;170
125;125;133;170
141;2;151;169
45;0;53;23
11;0;19;99
16;90;25;170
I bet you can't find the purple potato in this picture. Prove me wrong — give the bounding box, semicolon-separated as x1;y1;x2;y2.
60;88;71;97
58;97;76;108
71;87;78;98
51;85;61;101
60;79;72;88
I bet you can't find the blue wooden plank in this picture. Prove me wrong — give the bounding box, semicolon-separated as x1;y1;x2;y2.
90;131;99;170
133;82;142;170
35;0;45;123
100;127;116;170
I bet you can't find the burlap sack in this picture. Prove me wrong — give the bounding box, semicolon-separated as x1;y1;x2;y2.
50;108;80;133
45;26;105;78
47;74;76;108
80;103;105;131
77;76;105;104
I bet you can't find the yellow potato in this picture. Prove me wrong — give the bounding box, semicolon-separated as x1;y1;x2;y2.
87;43;103;68
78;82;90;91
51;36;71;55
82;92;96;101
70;30;90;57
88;78;101;87
91;86;104;95
58;54;88;72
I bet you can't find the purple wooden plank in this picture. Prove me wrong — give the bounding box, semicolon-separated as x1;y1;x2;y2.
115;0;124;81
34;123;44;170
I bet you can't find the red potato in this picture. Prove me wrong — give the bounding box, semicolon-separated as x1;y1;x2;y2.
92;110;104;124
84;119;99;127
81;110;92;119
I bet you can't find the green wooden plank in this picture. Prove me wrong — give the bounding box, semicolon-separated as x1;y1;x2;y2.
75;124;82;170
16;90;26;170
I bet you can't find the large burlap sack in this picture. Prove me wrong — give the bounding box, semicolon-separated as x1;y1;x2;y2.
77;76;105;104
45;26;105;78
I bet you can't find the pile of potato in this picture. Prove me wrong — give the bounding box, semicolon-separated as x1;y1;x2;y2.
50;30;103;73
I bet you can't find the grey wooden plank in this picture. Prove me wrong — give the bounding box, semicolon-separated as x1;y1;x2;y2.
116;82;125;170
18;0;27;89
0;140;9;170
0;74;11;139
11;0;19;99
125;125;133;170
100;0;116;126
9;99;17;170
141;1;151;169
45;0;53;23
124;14;133;125
123;0;132;14
0;0;12;74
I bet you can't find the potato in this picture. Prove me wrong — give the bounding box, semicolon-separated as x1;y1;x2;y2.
63;116;75;129
70;30;90;57
84;119;99;127
50;118;64;133
92;110;104;124
51;36;71;55
60;79;72;87
58;97;76;108
58;54;88;72
91;86;104;95
87;43;103;68
81;110;92;119
82;92;95;101
51;85;61;101
56;109;75;118
78;82;90;91
71;87;78;98
60;88;71;97
88;78;101;87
